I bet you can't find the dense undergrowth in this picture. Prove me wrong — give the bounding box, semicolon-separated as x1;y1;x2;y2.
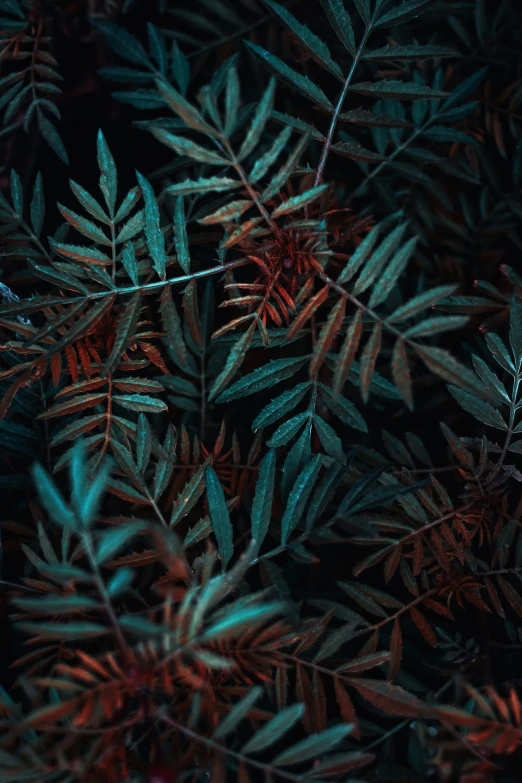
1;1;522;781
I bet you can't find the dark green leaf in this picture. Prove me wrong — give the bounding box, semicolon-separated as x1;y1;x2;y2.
349;80;448;100
206;465;234;569
265;0;344;78
136;171;167;280
251;449;276;552
273;723;353;765
241;704;305;754
281;454;322;544
244;41;334;113
319;0;356;55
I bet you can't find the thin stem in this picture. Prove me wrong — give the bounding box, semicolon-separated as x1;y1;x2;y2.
221;137;279;234
83;531;129;659
160;714;306;783
314;30;371;188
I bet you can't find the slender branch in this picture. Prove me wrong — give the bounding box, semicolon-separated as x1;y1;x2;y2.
315;30;371;187
160;714;306;783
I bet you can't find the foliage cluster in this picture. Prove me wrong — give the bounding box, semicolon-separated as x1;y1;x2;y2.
1;0;522;781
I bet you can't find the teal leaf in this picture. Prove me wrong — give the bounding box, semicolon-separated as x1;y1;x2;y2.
208;322;257;402
151;128;229;165
156;79;217;135
448;386;507;430
441;66;488;112
206;466;233;569
120;241;139;285
273;723;354;765
97;130;118;216
202;602;282;641
166;176;241;196
174;195;190;274
272;184;329;217
267;411;310;448
319;0;356;55
281;454;322;543
375;0;432;27
107;567;135;597
252;382;312;430
37;109;69;165
364;44;459;61
96;21;151;67
160;286;187;367
264;0;345;78
136;171;167;280
251;449;276;553
213;687;263;740
349;80;448;100
31;463;79;532
96;521;143;564
241;703;305;754
244;41;334;113
238;77;277;161
509;295;522;367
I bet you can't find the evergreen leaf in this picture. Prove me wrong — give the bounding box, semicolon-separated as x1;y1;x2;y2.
244;41;334;112
206;465;234;569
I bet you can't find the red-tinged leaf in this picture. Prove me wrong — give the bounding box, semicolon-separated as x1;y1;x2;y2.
309;750;375;776
51;414;106;446
22;699;79;727
391;338;413;410
312;667;328;732
358;630;380;657
384;545;402;584
182;279;203;349
360;323;382;403
422;598;453;619
107;478;150;505
409;606;437;647
0;367;32;425
484;578;505;618
348;678;426;716
50;296;116;356
39;393;108;420
112;378;164;394
497;576;522;618
160;286;186;366
222;217;265;248
296;663;314;734
412;535;424;576
432;705;485;727
58;204;111;245
310;298;346;378
336;651;391;674
49;239;112;266
156;80;217;136
103;293;142;376
334;677;360;739
388;618;402;681
414;346;482;396
198;199;252;225
287;285;330;339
